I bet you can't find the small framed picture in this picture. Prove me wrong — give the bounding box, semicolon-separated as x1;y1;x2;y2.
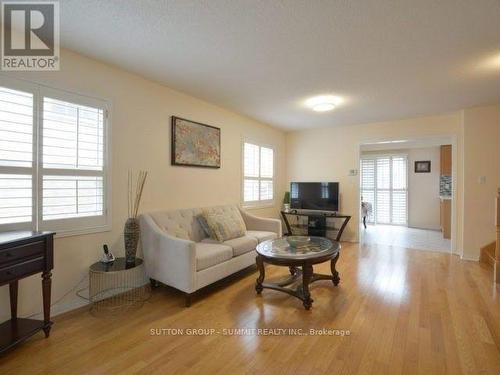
415;161;431;173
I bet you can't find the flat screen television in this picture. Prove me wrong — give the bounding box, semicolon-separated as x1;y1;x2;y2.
290;182;339;212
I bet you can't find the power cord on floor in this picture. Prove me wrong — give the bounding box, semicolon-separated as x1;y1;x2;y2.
24;274;89;319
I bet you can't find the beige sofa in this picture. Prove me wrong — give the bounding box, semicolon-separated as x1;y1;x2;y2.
139;205;281;306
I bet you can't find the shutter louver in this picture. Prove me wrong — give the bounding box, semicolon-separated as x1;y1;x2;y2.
0;87;33;168
43;98;104;171
0;174;32;224
361;159;375;223
361;155;407;225
243;142;274;203
42;97;105;221
42;176;103;220
0;86;34;226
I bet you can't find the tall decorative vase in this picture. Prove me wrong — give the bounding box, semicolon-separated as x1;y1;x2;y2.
124;217;140;265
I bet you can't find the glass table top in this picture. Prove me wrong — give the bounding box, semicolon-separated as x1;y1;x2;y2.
256;236;339;260
90;257;143;273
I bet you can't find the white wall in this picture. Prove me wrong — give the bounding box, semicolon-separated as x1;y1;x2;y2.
463;104;500;259
407;147;441;230
361;146;442;230
286;113;464;252
0;49;287;321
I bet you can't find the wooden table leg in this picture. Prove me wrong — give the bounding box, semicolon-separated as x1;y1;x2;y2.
9;281;18;319
289;266;297;276
42;271;52;338
331;253;340;286
302;264;314;310
255;255;265;294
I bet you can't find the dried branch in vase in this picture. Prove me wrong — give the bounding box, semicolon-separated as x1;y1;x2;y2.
127;170;148;219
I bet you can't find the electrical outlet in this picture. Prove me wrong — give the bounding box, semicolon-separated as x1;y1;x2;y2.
478;176;486;184
349;169;358;176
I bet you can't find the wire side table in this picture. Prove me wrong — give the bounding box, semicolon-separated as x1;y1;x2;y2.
89;257;150;315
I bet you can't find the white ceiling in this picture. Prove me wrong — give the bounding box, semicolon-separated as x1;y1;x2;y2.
60;0;500;131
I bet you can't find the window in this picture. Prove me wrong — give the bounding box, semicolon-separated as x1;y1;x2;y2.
243;141;274;205
360;155;407;225
0;78;110;235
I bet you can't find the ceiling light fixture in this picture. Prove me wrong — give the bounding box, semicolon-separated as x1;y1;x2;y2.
305;95;343;112
375;140;409;144
473;52;500;73
482;53;500;70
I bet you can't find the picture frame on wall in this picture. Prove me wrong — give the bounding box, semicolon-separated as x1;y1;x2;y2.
414;160;431;173
171;116;221;168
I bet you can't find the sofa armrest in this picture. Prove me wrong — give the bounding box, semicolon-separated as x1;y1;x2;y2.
239;209;282;237
139;215;196;293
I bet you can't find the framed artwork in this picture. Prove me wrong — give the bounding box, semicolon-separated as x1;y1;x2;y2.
171;116;221;168
414;160;431;173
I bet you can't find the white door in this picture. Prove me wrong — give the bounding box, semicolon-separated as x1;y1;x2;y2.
361;155;407;225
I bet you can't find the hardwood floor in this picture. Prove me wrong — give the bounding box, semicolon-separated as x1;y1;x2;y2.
0;241;499;374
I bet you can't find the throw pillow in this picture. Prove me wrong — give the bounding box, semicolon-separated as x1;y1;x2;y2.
203;210;246;242
196;214;214;238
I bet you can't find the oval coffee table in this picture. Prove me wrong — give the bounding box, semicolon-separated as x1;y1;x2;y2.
255;236;340;310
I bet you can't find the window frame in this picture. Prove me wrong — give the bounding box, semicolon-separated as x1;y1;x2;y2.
241;138;276;209
0;75;112;237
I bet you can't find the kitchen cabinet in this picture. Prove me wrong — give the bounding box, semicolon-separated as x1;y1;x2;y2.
440;199;451;239
440;145;452;176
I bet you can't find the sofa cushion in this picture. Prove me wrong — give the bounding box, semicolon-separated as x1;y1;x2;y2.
223;235;258;257
246;230;278;243
150;208;205;242
195;243;233;271
203;209;246;242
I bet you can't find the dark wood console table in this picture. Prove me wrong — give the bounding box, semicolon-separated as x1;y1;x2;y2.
0;231;55;354
281;210;351;241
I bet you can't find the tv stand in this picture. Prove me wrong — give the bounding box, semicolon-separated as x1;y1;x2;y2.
281;210;351;241
289;209;339;217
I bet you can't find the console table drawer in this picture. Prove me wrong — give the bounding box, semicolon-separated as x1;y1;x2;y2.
0;231;54;355
0;241;45;266
0;257;44;284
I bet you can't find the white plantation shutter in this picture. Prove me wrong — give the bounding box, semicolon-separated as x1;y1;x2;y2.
0;78;110;234
392;157;406;190
0;87;33;168
0;174;32;225
360;159;375;223
244;143;259;178
260;147;273;178
244;143;259;202
376;158;391;189
376;158;391;223
376;190;391;224
392;191;407;224
361;155;407;225
244;179;259;202
391;156;407;224
243;142;274;204
41;96;105;223
42;98;104;170
0;85;34;229
42;175;104;220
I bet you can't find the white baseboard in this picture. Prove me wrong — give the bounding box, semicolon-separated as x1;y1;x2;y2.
407;225;442;231
460;254;479;262
26;299;89;320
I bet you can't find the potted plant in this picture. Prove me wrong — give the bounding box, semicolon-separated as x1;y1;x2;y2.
283;191;290;212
